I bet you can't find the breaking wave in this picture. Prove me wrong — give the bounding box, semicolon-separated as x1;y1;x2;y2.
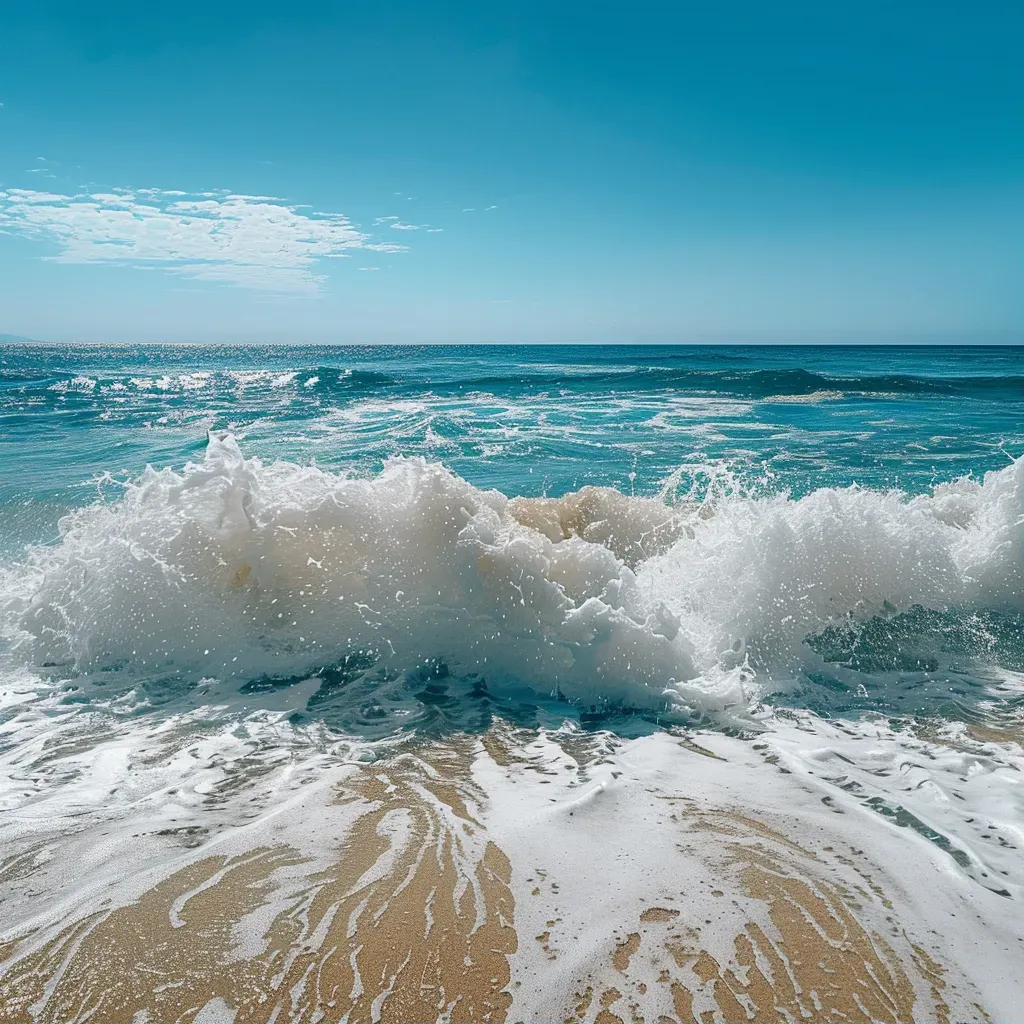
7;360;1024;407
2;436;1022;717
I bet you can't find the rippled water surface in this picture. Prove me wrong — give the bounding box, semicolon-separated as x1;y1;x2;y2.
2;343;1023;727
4;342;1023;518
2;343;1023;1021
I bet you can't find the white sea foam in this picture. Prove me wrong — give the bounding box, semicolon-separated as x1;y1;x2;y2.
760;388;844;403
480;725;1024;1022
2;436;1022;715
1;436;699;709
640;455;1024;672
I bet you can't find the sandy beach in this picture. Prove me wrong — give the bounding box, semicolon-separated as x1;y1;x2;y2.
2;716;1020;1023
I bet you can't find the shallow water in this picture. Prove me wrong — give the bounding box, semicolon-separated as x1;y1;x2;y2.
1;343;1022;1021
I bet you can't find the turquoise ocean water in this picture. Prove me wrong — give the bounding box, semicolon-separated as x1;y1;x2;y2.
1;343;1022;734
2;341;1024;917
3;343;1023;536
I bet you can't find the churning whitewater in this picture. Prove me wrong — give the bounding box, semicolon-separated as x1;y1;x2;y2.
4;433;1022;718
2;344;1024;1024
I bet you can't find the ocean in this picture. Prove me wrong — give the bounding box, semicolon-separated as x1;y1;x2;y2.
1;343;1022;1022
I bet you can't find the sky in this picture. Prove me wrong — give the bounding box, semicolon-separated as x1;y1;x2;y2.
0;0;1021;344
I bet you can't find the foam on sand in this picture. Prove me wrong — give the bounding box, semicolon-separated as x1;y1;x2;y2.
0;713;1019;1021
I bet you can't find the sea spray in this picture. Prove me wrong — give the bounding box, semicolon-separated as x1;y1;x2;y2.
5;436;700;709
3;435;1022;718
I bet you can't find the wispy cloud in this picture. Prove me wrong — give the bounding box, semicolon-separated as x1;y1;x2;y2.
375;214;438;232
0;187;413;293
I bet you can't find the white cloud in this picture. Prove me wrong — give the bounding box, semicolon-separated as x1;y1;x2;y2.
374;216;441;232
0;186;412;293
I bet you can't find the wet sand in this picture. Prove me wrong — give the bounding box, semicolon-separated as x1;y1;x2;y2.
1;723;1019;1023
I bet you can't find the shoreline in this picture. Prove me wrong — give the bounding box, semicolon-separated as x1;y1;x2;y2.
1;723;1019;1023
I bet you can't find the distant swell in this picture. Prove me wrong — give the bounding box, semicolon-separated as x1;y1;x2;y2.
440;367;1024;398
6;363;1024;402
314;365;1024;399
328;368;402;389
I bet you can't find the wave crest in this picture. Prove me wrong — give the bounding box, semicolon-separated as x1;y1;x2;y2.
3;436;1022;716
6;436;700;709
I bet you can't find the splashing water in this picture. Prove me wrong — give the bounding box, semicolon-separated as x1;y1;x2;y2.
2;344;1024;1020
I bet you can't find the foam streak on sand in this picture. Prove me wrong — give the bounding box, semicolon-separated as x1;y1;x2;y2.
481;728;1019;1023
0;718;1020;1022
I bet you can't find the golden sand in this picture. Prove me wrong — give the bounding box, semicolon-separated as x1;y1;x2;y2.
0;728;989;1023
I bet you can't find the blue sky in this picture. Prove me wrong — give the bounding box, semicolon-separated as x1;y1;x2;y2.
0;0;1021;343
